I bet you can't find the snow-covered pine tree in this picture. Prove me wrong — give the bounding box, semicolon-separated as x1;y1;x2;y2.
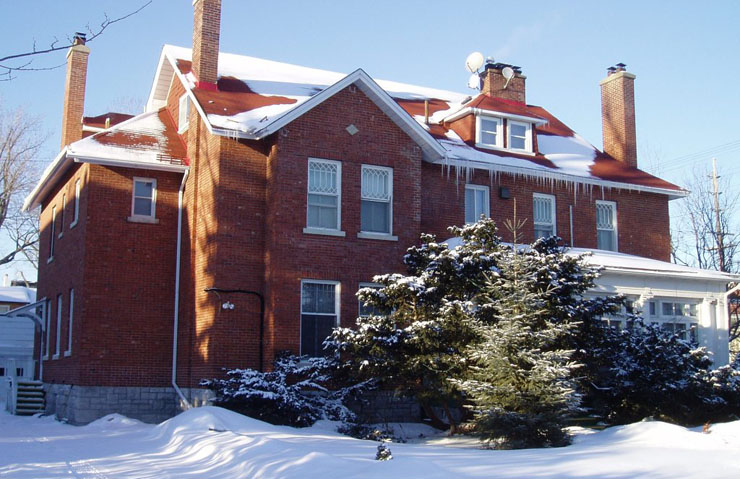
452;242;580;448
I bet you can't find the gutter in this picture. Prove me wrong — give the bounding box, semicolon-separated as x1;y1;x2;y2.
172;168;191;409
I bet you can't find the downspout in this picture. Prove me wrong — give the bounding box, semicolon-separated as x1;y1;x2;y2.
172;169;191;409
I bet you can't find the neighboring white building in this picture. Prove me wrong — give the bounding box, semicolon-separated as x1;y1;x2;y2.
0;286;37;399
581;249;737;366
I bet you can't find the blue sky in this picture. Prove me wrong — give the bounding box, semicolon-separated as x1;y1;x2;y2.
1;0;739;280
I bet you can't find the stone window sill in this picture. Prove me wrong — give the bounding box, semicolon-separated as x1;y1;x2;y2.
127;216;160;225
357;232;398;241
303;227;346;237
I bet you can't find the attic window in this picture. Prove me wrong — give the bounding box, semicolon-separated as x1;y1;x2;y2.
178;94;190;133
475;114;534;153
476;116;503;148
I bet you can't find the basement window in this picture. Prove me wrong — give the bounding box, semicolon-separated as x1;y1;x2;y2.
178;94;190;133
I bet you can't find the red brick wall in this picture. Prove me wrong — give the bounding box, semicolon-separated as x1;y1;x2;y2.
40;164;182;387
38;163;89;385
263;86;422;362
420;164;671;261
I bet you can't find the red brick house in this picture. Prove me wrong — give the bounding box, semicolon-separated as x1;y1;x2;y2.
23;0;736;424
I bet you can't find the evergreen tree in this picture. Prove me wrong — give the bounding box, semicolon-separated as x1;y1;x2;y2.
452;242;581;448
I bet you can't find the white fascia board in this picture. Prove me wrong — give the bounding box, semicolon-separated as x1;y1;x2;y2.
439;156;689;200
600;266;738;283
23;149;70;211
82;125;106;134
70;155;189;174
443;106;548;126
253;69;447;160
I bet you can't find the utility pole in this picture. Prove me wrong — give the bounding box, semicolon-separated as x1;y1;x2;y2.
712;158;727;272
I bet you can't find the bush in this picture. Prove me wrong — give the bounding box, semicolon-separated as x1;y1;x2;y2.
201;354;371;427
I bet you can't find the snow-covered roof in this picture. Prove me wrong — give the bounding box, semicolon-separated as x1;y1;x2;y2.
0;286;36;305
24;109;188;211
146;45;685;199
572;248;739;282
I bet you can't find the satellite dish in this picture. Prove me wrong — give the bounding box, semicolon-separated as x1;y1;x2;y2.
501;66;515;89
467;73;481;90
465;52;484;73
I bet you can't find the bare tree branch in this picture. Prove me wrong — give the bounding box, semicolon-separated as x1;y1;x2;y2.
0;1;152;77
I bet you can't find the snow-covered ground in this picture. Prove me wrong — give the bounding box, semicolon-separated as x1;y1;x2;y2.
1;405;738;478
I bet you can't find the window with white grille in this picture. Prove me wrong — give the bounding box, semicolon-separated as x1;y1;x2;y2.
301;280;339;357
533;193;556;239
465;185;490;224
361;165;392;234
647;299;699;343
307;159;341;231
596;201;617;251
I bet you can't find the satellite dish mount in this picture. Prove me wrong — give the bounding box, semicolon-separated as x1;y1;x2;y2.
501;66;515;89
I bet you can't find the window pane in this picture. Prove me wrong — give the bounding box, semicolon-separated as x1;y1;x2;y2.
534;226;553;239
362;167;390;201
510;136;526;149
465;188;476;223
307;194;337;229
361;200;390;233
134;198;152;216
511;123;527;137
480;118;498;132
308;162;338;194
597;229;616;251
481;131;497;145
302;282;336;314
662;302;674;316
134;181;153;199
301;314;336;357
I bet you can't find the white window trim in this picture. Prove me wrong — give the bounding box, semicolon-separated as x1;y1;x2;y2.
53;294;62;359
128;177;158;223
178;94;190;134
507;119;533;153
305;158;343;235
300;279;340;356
59;193;66;238
475;115;503;149
465;184;490;224
65;289;74;357
43;299;51;360
358;282;381;317
596;200;618;251
360;164;394;238
70;179;80;228
647;299;700;342
48;205;56;262
533;193;557;237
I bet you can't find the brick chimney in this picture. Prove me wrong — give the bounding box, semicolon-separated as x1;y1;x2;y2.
192;0;221;90
60;34;90;149
600;64;637;168
480;62;526;103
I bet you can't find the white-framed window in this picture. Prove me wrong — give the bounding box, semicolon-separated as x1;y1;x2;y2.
131;177;157;219
43;299;51;360
53;294;62;359
507;120;533;152
178;94;190;133
647;299;699;342
306;158;341;232
476;116;503;149
49;205;56;260
596;201;617;251
358;282;384;318
65;289;74;356
361;165;393;235
300;280;339;357
59;193;66;237
465;184;490;224
70;178;80;228
533;193;556;239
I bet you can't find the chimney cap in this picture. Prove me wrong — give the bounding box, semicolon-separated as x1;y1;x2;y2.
73;32;87;45
483;62;522;74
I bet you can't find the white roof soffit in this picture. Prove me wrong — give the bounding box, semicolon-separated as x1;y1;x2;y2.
146;48;175;112
23;149;69;212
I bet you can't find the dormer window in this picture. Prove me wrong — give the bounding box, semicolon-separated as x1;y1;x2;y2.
476;116;503;148
475;114;534;154
508;120;532;152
